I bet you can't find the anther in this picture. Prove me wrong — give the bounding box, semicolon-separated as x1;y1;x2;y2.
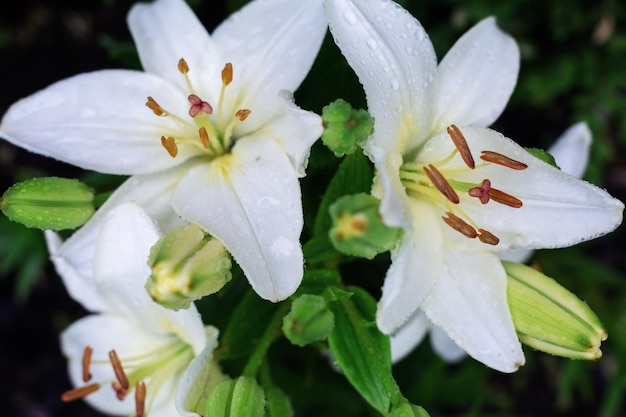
442;212;477;238
82;346;93;382
146;96;165;116
178;58;189;74
161;136;178;158
222;62;233;86
188;94;213;117
447;125;475;169
469;179;491;204
423;164;460;204
480;151;528;170
108;350;129;391
135;381;147;417
61;383;101;402
488;188;523;208
235;109;251;121
477;229;500;245
199;127;210;148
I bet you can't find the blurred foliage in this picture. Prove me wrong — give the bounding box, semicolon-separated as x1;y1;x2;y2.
1;0;626;416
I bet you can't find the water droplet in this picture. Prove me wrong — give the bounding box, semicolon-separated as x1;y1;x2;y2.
366;38;378;50
343;11;357;25
405;46;413;55
390;79;400;90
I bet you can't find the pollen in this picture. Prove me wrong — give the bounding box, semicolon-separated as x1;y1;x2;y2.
222;62;233;86
161;136;179;158
442;212;477;238
178;57;189;74
199;127;210;148
135;381;147;417
480;150;528;170
423;164;460;204
447;124;475;169
82;346;93;382
61;383;101;402
477;228;500;245
109;349;130;391
488;188;523;208
235;109;252;121
146;96;165;116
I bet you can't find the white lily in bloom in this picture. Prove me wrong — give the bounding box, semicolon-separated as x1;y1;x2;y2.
325;0;624;372
391;122;596;364
47;203;223;417
1;0;327;302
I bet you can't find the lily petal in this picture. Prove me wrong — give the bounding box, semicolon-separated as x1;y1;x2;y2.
370;146;412;228
390;310;430;363
421;250;524;373
0;70;194;174
429;326;466;363
172;137;304;302
548;122;591;178
325;0;437;154
432;17;519;131
128;0;222;95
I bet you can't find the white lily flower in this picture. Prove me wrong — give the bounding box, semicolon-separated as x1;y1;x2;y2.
47;203;223;417
1;0;327;302
325;0;624;372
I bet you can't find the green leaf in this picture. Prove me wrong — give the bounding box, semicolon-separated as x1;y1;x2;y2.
525;147;560;168
205;377;266;417
265;386;294;417
302;234;340;264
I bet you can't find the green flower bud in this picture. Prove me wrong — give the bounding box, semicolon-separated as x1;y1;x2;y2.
146;224;232;310
329;193;402;259
321;98;373;157
504;261;607;360
283;294;334;346
1;177;94;230
205;376;265;417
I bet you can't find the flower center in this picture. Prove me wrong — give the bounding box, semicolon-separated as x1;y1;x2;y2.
399;124;527;245
61;338;195;417
145;58;251;159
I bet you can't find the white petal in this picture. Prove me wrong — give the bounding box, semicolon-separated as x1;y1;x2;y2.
421;250;524;373
433;17;519;131
548;122;591;178
389;310;430;363
213;0;326;99
172;137;304;301
128;0;222;93
369;145;412;228
429;326;466;363
325;0;437;153
377;200;443;334
176;327;223;417
1;70;194;174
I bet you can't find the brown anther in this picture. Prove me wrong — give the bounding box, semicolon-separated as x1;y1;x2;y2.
61;383;100;402
108;350;129;391
480;151;528;170
188;94;213;117
112;381;129;401
199;127;210;148
442;212;477;238
146;96;165;116
135;381;147;417
447;124;475;169
423;164;460;204
488;188;523;208
161;136;178;158
222;62;233;86
178;57;189;74
477;229;500;245
468;179;491;204
82;346;93;382
235;109;252;121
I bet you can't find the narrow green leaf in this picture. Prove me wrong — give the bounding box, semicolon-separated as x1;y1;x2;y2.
266;386;294;417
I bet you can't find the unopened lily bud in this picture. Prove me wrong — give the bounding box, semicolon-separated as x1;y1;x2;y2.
283;294;335;346
205;377;265;417
329;193;402;259
146;224;232;310
1;177;94;230
321;98;373;157
504;261;607;360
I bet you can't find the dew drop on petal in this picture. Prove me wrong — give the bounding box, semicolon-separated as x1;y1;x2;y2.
366;38;378;49
343;11;357;24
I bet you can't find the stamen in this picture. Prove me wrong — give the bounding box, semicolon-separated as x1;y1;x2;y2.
222;62;233;86
108;350;129;391
161;136;178;158
112;381;129;401
447;125;475;169
480;151;528;170
61;383;101;402
146;96;165;116
178;58;189;74
82;346;93;382
135;381;147;417
488;188;523;208
478;229;500;245
442;212;477;238
235;109;251;121
188;94;213;117
199;127;210;148
423;164;460;204
468;179;491;204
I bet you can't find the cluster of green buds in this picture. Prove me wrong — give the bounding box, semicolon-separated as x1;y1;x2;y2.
321;98;373;157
